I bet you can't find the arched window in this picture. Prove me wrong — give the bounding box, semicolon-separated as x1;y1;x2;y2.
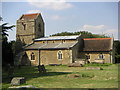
57;51;63;60
31;52;35;60
99;54;104;59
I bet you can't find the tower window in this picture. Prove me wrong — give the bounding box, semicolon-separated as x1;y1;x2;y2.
38;23;41;32
57;51;63;60
31;52;35;60
22;23;26;30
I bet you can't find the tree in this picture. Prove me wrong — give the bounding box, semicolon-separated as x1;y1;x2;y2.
0;17;15;66
50;31;109;38
1;23;15;37
114;40;120;63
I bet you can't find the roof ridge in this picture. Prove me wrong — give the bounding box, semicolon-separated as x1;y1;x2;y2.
23;13;40;16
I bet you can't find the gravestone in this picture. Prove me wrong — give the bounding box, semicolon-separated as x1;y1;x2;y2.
86;67;103;70
11;77;25;86
38;65;46;74
68;74;80;78
68;63;83;67
9;85;39;89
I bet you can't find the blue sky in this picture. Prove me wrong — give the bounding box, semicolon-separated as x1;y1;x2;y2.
1;1;118;41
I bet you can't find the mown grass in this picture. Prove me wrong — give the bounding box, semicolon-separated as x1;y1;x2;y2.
2;64;119;89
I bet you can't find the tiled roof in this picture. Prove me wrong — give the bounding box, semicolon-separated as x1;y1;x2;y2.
84;38;112;40
83;38;113;52
34;35;79;41
20;13;40;20
25;42;78;50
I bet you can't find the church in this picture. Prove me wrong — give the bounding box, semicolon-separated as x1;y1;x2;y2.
15;13;115;66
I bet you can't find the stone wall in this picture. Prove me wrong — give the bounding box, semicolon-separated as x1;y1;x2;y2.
26;50;39;66
35;14;44;39
16;20;35;44
16;14;44;45
25;49;73;66
79;52;112;63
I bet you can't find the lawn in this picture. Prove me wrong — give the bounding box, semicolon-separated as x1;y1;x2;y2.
2;64;119;89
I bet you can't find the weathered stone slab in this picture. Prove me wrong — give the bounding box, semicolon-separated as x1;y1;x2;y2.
68;63;83;67
68;74;80;78
11;77;25;86
9;85;38;89
86;67;103;70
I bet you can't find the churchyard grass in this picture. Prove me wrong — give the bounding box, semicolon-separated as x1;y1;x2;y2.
2;64;118;89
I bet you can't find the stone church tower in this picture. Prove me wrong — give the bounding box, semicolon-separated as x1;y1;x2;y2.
16;13;44;45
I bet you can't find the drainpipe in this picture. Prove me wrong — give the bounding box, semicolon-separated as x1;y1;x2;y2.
38;49;40;65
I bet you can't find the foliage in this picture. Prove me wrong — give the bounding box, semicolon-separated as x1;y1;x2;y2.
114;40;120;55
1;23;15;37
114;40;120;63
2;65;118;88
2;37;14;66
11;40;24;56
1;17;15;66
51;31;109;38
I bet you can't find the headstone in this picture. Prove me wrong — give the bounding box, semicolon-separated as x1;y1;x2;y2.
11;77;25;86
68;63;83;67
38;65;46;74
9;85;39;89
68;74;80;78
86;67;103;70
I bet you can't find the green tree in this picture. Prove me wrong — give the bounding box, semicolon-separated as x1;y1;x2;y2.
114;40;120;63
51;31;109;38
0;17;15;66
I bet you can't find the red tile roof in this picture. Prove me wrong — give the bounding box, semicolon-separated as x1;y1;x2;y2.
83;38;112;40
20;13;40;20
83;38;113;52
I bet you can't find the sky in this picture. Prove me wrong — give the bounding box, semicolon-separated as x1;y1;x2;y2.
1;0;119;41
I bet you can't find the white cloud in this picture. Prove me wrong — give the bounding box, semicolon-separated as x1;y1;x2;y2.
82;24;106;31
27;0;73;10
26;10;41;14
80;24;118;39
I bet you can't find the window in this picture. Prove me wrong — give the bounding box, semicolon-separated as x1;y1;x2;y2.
86;55;90;59
98;54;104;59
38;24;41;32
57;51;63;60
22;23;26;30
31;52;35;60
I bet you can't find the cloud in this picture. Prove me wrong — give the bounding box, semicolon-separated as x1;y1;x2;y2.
26;10;41;13
27;0;73;10
81;24;118;39
82;24;106;31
